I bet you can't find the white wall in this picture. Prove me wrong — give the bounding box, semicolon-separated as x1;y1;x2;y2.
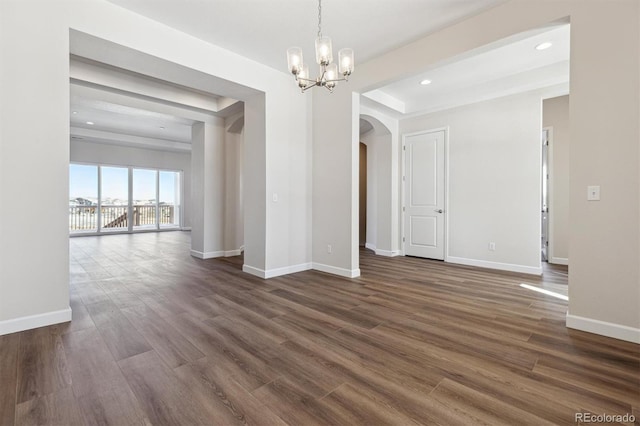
264;91;312;275
191;120;225;258
224;114;244;254
362;132;378;250
0;0;71;333
566;2;639;340
312;89;360;277
70;140;192;228
543;95;570;264
401;90;546;274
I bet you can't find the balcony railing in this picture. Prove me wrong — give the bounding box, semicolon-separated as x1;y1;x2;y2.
69;205;177;231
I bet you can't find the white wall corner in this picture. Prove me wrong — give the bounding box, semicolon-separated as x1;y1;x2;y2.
224;248;243;257
549;257;569;266
312;262;361;278
190;250;225;259
446;256;542;276
566;314;640;344
365;243;376;251
0;307;72;336
242;264;266;279
264;263;312;279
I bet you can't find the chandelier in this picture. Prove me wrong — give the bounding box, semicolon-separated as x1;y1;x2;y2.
286;0;354;93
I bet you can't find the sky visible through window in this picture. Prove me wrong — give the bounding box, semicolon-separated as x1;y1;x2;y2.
70;164;177;203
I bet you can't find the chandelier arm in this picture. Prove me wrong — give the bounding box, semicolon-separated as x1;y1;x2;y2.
323;76;348;83
302;81;320;93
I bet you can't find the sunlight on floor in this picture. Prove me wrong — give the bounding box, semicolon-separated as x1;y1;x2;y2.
520;283;568;301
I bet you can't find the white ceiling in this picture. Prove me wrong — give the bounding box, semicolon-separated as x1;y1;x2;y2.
74;1;569;147
105;0;510;72
365;24;570;116
71;99;195;143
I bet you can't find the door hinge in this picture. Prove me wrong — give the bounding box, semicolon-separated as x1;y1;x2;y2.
403;145;406;151
402;176;405;181
402;206;405;212
402;237;405;242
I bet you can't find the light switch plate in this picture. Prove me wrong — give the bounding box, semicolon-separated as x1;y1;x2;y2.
587;185;600;201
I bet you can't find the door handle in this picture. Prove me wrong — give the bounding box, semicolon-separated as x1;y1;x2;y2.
434;209;443;213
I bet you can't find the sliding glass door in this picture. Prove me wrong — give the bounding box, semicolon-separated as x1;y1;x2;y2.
133;169;158;230
69;163;181;234
159;171;180;228
69;164;98;233
100;166;129;232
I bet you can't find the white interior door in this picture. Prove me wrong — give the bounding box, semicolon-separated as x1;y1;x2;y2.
404;130;445;260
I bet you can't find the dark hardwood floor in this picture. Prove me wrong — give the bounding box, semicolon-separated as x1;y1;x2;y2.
1;231;638;425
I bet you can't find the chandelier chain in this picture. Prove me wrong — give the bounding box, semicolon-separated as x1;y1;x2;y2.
317;0;322;37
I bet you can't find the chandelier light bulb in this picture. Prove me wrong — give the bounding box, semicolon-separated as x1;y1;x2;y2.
325;63;338;88
315;36;333;65
338;48;354;76
287;47;303;74
298;64;310;88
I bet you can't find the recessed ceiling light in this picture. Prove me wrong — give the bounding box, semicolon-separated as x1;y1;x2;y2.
535;42;553;51
159;126;165;129
72;111;78;114
420;79;432;86
86;121;94;125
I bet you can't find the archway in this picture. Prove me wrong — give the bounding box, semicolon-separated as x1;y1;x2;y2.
359;113;396;256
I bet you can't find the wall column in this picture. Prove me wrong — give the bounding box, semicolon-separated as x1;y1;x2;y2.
190;119;225;259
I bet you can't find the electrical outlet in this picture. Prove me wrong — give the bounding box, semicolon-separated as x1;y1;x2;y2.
327;244;332;254
587;185;600;201
489;242;496;251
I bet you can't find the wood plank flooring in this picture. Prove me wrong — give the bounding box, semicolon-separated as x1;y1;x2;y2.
2;231;638;425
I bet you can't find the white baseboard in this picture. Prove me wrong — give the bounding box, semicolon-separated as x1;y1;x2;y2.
0;307;72;336
312;262;361;278
190;250;224;259
446;256;542;275
550;257;569;266
365;243;376;251
180;227;192;231
242;262;312;279
242;264;266;278
267;263;312;278
375;249;401;257
566;314;640;344
224;249;242;257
